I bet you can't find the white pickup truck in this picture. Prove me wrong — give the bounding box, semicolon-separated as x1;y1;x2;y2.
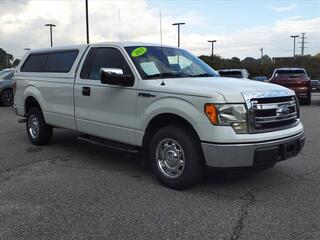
13;42;305;189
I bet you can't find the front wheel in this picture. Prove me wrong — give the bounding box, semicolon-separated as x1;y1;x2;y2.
26;107;53;145
149;125;204;190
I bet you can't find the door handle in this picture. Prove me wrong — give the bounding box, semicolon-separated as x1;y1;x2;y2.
82;86;91;96
138;92;156;98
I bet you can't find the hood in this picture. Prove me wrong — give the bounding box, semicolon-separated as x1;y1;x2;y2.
141;77;294;102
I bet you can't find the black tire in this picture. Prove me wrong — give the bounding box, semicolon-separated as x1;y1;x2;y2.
26;107;53;146
305;93;311;105
0;89;14;107
149;125;204;190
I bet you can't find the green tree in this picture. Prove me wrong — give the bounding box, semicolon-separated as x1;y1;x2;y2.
0;48;20;70
199;52;320;79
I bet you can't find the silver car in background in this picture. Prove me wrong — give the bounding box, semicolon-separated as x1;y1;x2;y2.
0;68;15;106
218;69;251;79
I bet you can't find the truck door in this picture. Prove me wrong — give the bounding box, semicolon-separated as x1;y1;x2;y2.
74;46;137;145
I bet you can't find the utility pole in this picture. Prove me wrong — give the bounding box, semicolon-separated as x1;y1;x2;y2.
44;24;56;47
299;33;307;56
172;22;186;47
85;0;89;44
260;48;264;64
291;35;299;57
208;40;217;66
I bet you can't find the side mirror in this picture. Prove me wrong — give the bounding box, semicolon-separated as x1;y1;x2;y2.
100;68;134;86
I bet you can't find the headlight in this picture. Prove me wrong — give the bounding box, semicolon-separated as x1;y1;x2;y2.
204;103;248;134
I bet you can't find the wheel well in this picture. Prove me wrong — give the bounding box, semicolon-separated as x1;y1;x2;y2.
25;96;40;115
142;113;201;151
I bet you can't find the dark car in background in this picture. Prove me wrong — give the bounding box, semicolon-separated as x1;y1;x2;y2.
0;68;15;106
311;80;320;92
269;68;311;105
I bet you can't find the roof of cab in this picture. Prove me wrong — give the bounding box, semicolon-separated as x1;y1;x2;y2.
26;41;177;54
218;69;246;72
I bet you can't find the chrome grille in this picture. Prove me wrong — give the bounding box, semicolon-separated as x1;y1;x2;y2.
247;95;299;133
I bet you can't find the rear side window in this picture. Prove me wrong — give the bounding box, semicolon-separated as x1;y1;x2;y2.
21;50;79;73
21;54;48;72
44;51;79;72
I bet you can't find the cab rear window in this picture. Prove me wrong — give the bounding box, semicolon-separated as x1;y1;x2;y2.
275;70;307;78
21;50;79;73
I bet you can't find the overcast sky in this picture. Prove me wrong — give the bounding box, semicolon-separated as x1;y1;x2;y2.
0;0;319;60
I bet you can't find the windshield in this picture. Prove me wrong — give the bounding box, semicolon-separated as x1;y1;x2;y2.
275;70;307;79
218;71;242;78
125;46;219;79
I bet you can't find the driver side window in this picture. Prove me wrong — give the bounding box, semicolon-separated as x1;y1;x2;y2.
85;48;132;80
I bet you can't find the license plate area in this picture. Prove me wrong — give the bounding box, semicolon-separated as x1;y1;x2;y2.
254;137;303;166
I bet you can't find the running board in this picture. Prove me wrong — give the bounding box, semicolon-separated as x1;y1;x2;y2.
77;135;140;154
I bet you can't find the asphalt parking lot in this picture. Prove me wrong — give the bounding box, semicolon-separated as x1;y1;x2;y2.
0;94;320;240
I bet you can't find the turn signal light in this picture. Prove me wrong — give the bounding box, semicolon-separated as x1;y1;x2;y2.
204;104;218;124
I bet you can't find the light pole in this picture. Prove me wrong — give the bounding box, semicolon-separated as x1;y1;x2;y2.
85;0;89;44
44;24;56;47
172;22;185;47
291;35;299;57
208;40;217;66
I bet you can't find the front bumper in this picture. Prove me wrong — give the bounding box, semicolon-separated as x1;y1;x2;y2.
201;131;305;168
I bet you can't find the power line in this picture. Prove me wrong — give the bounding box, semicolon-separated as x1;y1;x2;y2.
299;33;308;56
291;35;299;57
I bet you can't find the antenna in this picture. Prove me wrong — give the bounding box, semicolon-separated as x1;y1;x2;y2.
118;8;121;41
159;9;165;86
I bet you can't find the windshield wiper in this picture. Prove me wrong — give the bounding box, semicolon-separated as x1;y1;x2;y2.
191;73;215;77
144;72;191;79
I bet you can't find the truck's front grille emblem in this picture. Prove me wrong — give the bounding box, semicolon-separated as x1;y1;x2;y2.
248;95;299;133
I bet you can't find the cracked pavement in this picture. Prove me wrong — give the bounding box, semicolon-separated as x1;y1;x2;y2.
0;94;320;240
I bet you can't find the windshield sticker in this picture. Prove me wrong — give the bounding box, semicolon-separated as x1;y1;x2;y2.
131;47;147;57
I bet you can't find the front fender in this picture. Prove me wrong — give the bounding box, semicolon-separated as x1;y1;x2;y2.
137;96;211;142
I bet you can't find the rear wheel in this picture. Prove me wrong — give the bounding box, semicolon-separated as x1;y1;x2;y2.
0;89;14;107
26;107;53;145
149;125;204;190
